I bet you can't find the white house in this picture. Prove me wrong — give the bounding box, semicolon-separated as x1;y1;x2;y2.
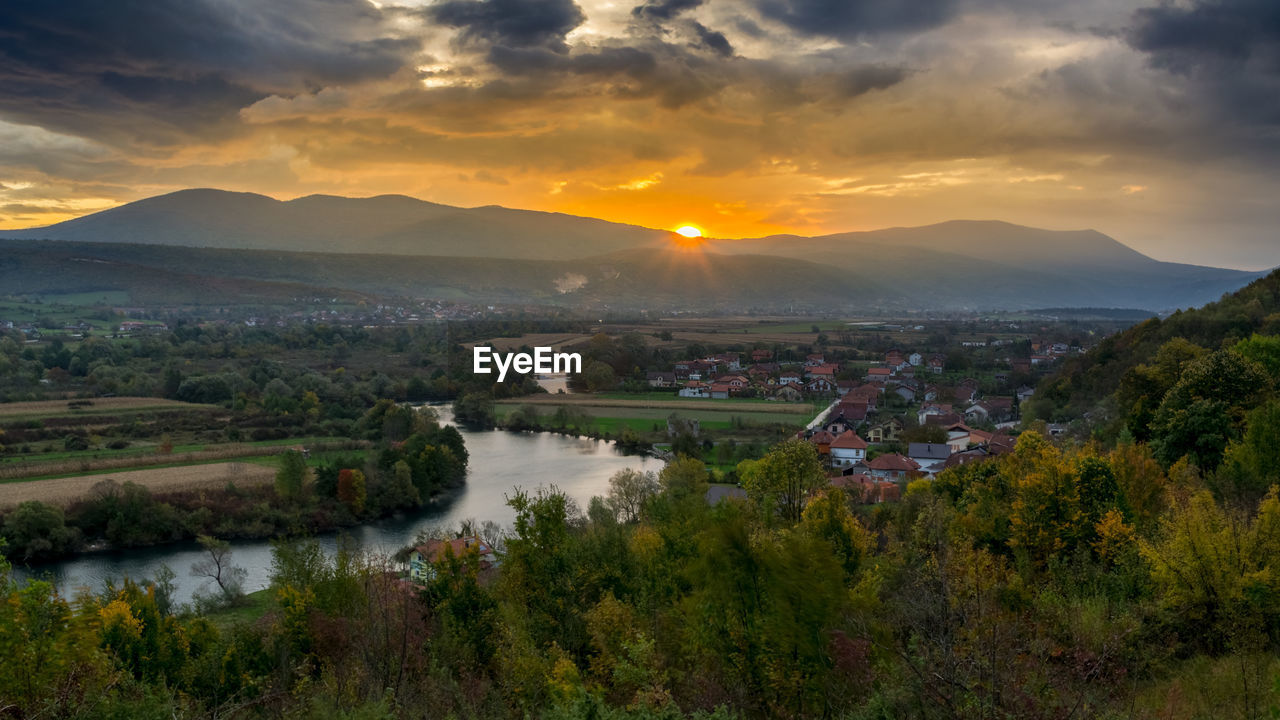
409;536;497;582
678;381;709;398
829;430;868;468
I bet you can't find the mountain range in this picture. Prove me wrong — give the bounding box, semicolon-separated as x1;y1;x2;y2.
0;189;1267;312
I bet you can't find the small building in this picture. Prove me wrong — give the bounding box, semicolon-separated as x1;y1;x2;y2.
678;381;709;398
646;371;676;388
866;367;892;384
809;429;836;455
829;430;869;468
867;417;904;444
409;536;497;582
866;453;921;480
908;443;952;475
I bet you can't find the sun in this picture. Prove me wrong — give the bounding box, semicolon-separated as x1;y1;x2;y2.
675;225;702;238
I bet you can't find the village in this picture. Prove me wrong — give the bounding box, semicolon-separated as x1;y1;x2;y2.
644;342;1079;505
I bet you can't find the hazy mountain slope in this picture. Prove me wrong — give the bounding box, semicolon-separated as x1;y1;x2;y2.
0;188;667;259
0;190;1266;310
1028;268;1280;422
713;220;1263;309
0;239;857;310
0;243;368;305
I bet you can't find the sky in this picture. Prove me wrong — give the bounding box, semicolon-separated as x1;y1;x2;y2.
0;0;1277;269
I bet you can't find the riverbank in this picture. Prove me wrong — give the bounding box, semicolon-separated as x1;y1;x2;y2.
12;418;662;605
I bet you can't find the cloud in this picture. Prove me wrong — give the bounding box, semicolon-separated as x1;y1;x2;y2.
1124;0;1280;127
427;0;587;52
692;22;735;57
0;0;419;147
753;0;957;39
632;0;704;22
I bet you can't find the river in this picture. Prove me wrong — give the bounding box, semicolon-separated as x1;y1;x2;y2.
14;405;660;605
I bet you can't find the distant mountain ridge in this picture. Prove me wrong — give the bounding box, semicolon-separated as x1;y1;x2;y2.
0;189;1267;311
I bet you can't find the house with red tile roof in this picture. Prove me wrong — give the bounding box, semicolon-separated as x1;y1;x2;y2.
829;430;868;467
866;453;921;479
410;536;497;582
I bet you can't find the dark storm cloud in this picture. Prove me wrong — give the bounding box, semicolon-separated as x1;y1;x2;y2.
692;22;735;57
836;65;910;97
1125;0;1280;127
753;0;957;39
0;0;418;147
427;0;586;52
632;0;704;22
1127;0;1280;71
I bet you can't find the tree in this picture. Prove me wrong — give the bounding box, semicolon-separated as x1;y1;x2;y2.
1216;400;1280;502
2;501;78;561
605;468;659;523
191;535;246;604
453;391;496;428
1151;349;1269;470
382;459;422;510
739;438;826;524
583;360;617;392
275;449;308;499
337;468;367;514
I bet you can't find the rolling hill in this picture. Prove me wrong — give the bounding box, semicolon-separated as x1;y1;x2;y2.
0;190;1268;311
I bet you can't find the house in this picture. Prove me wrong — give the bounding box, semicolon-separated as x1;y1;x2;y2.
805;353;825;367
926;412;965;429
866;367;892;383
893;385;916;403
908;443;952;475
678;381;709;398
779;372;802;386
884;349;906;370
710;382;732;399
833;403;869;425
954;379;980;404
908;352;923;367
805;377;834;394
713;353;742;371
918;402;954;425
927;354;945;374
646;371;676;388
866;453;921;479
751;349;773;362
867;417;904;444
922;385;940;402
409;536;497;582
844;384;881;408
1016;385;1036;402
772;384;803;402
829;430;869;468
944;423;977;452
805;363;839;380
809;429;836;455
836;379;858;396
966;397;1014;423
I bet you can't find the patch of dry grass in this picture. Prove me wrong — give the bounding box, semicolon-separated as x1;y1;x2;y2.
0;462;276;506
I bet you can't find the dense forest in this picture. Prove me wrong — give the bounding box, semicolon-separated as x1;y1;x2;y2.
6;425;1280;718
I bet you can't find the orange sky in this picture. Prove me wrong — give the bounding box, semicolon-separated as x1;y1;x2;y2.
0;0;1277;269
